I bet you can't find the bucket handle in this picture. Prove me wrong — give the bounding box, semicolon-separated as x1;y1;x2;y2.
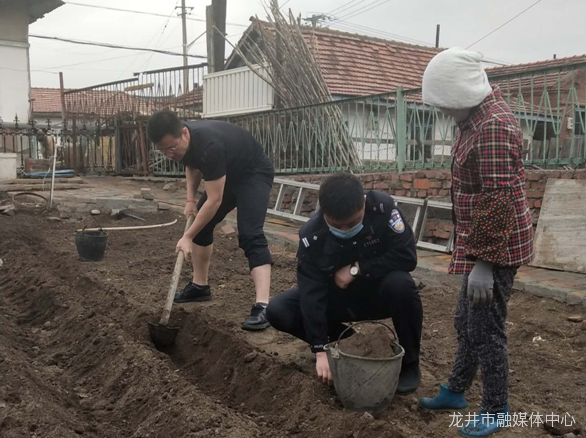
89;214;104;233
336;320;398;344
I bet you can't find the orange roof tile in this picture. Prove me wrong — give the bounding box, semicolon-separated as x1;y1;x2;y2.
31;88;68;114
486;54;586;77
227;21;442;97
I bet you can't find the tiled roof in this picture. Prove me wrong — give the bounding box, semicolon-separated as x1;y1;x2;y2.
64;89;156;117
486;54;586;77
228;21;442;97
31;88;68;114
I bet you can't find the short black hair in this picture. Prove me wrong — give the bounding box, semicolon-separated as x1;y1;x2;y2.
319;172;364;219
147;109;183;143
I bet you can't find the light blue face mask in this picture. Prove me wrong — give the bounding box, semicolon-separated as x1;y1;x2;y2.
328;221;364;240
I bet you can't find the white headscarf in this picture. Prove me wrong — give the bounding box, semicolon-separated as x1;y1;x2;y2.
422;47;493;109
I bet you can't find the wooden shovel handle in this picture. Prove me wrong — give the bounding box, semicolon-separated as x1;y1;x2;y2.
159;214;195;326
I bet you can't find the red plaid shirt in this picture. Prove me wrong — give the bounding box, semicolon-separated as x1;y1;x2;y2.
450;86;534;275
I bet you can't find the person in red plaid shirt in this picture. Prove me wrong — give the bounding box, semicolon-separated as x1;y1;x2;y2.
418;48;534;438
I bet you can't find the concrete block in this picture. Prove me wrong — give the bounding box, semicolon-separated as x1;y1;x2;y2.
566;290;586;306
220;224;237;236
512;280;525;292
524;283;569;303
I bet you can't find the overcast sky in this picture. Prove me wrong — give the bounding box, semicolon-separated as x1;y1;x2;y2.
29;0;585;89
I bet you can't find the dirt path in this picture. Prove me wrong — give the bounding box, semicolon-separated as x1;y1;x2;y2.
0;211;584;438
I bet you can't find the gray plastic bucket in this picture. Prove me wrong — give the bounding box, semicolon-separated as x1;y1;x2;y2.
324;321;405;414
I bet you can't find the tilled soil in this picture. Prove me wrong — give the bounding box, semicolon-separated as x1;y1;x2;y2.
1;211;585;438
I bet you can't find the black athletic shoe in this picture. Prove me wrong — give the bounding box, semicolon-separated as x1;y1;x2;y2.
242;304;270;331
396;362;422;396
174;282;212;303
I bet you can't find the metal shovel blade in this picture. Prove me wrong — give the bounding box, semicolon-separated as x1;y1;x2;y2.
148;322;180;349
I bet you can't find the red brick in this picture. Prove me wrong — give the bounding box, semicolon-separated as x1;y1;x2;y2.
534;200;542;208
527;191;543;199
382;173;394;181
546;171;561;179
443;223;454;232
429;181;443;189
560;172;573;179
414;179;431;190
532;182;547;190
418;190;428;198
426;221;438;229
374;182;389;190
423;230;434;238
526;172;540;181
390;181;404;190
434;230;452;239
425;171;439;179
400;174;414;182
415;171;427;179
364;182;374;189
436;172;447;181
361;174;375;183
528;200;535;208
443;181;452;189
576;172;586;180
392;173;401;181
395;190;406;196
430;189;439;196
439;189;450;196
402;182;413;189
445;173;453;181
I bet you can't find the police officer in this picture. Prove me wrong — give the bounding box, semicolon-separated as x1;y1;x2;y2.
266;172;423;395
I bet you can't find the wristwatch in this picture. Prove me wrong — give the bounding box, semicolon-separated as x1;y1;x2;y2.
350;262;360;277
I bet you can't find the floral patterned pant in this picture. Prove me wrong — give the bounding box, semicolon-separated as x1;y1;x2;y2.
448;267;517;413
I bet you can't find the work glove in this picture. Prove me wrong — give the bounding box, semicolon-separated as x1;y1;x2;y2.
467;260;494;306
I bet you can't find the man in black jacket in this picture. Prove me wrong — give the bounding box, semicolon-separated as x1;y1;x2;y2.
266;173;423;395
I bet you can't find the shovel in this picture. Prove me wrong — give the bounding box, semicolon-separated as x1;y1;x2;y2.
148;214;195;349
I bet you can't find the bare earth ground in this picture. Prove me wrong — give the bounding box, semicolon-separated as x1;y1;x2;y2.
0;210;585;438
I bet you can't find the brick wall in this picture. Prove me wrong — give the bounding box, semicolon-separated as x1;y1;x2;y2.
271;169;586;240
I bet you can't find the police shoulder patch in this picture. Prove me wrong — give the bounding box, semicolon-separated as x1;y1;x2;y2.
389;209;405;233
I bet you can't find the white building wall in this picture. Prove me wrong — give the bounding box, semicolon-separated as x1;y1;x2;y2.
0;1;31;124
203;64;274;118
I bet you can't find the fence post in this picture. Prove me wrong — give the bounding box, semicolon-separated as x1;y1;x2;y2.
396;86;406;173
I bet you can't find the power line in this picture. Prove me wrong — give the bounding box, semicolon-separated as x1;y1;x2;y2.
466;0;544;49
35;52;147;71
29;34;207;58
328;0;367;16
330;20;435;46
336;0;393;21
328;21;511;65
62;1;249;27
123;3;179;78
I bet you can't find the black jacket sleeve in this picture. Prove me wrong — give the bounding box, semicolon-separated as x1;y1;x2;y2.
359;202;417;279
297;251;330;353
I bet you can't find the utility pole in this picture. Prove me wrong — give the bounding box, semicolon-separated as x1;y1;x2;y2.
206;0;227;74
177;0;193;94
435;24;440;48
302;14;328;28
212;0;226;72
206;5;215;73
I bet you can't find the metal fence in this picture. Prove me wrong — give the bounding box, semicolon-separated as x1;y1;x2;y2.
224;61;586;173
5;60;585;177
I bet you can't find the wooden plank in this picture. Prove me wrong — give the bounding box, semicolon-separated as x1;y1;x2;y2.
532;179;586;274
